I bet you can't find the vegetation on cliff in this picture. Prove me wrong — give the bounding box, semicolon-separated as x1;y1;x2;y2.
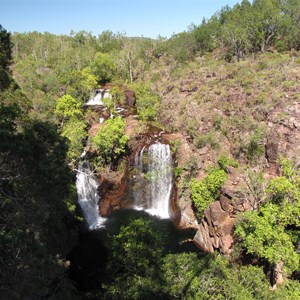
1;0;300;298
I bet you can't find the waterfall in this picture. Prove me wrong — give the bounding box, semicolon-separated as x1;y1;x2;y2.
133;142;173;218
76;162;106;229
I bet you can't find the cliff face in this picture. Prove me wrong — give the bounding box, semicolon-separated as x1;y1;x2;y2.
151;52;300;254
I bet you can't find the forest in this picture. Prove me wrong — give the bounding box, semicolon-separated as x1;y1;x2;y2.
1;0;300;299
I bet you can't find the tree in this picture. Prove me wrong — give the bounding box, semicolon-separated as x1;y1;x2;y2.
251;0;282;52
0;25;12;71
235;163;300;286
103;218;164;299
190;169;227;218
162;252;200;298
55;94;83;123
89;52;116;84
167;31;198;62
60;119;87;165
55;94;87;167
219;2;252;61
235;204;299;276
97;30;123;53
282;0;300;50
130;81;161;122
91;116;129;165
0;25;13;90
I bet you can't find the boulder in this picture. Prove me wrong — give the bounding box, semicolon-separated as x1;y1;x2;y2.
124;90;136;107
193;224;214;253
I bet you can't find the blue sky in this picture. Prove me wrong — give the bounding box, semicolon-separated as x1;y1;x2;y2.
1;0;242;38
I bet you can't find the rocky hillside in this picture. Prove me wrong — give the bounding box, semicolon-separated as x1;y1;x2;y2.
131;51;300;256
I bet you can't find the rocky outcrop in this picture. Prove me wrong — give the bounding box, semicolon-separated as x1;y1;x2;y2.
162;132;199;229
98;170;127;216
193;197;235;254
193;166;258;254
124;90;136;107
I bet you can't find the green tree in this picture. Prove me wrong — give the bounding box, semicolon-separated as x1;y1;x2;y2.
162;252;200;298
282;0;300;50
96;30;123;53
55;94;83;123
190;169;227;218
55;94;87;167
89;52;116;84
0;25;12;71
220;2;252;61
167;31;198;62
130;81;161;122
251;0;282;52
91;116;129;165
235;164;300;282
60;119;87;165
0;25;13;90
103;218;164;299
235;204;299;276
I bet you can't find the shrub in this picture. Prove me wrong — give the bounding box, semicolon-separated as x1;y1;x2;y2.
130;82;161;122
217;154;238;171
91;116;129;165
190;169;227;218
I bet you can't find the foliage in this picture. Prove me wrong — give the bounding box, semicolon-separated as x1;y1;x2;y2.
0;32;81;293
235;204;299;275
129;81;161;122
217;154;239;171
162;252;200;298
190;169;227;218
235;161;300;276
187;255;273;300
167;31;198;62
96;30;123;53
169;139;181;155
103;218;164;299
0;100;78;298
241;128;265;160
55;94;83;121
63;67;98;100
194;131;219;150
91;116;129;165
90;52;116;84
54;94;87;167
60;119;87;164
0;24;13;90
267;176;298;204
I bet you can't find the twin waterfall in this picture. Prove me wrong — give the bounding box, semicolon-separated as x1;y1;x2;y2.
76;142;173;229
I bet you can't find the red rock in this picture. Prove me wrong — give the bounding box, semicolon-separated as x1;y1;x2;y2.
193;225;214;253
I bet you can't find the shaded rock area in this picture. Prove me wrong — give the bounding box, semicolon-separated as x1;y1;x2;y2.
98;170;128;217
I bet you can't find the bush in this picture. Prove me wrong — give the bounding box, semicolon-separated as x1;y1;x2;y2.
190;169;227;218
91;116;129;165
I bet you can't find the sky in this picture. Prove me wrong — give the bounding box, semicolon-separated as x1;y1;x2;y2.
1;0;242;38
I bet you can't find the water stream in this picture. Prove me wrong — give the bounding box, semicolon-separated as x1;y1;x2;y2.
133;142;173;219
76;162;106;229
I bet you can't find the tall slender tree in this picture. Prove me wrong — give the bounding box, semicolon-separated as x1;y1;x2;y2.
0;25;13;90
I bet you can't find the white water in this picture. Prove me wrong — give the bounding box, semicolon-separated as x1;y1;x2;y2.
133;143;173;219
76;162;106;229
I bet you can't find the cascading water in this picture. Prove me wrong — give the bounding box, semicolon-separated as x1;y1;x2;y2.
76;162;106;229
133;142;173;218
